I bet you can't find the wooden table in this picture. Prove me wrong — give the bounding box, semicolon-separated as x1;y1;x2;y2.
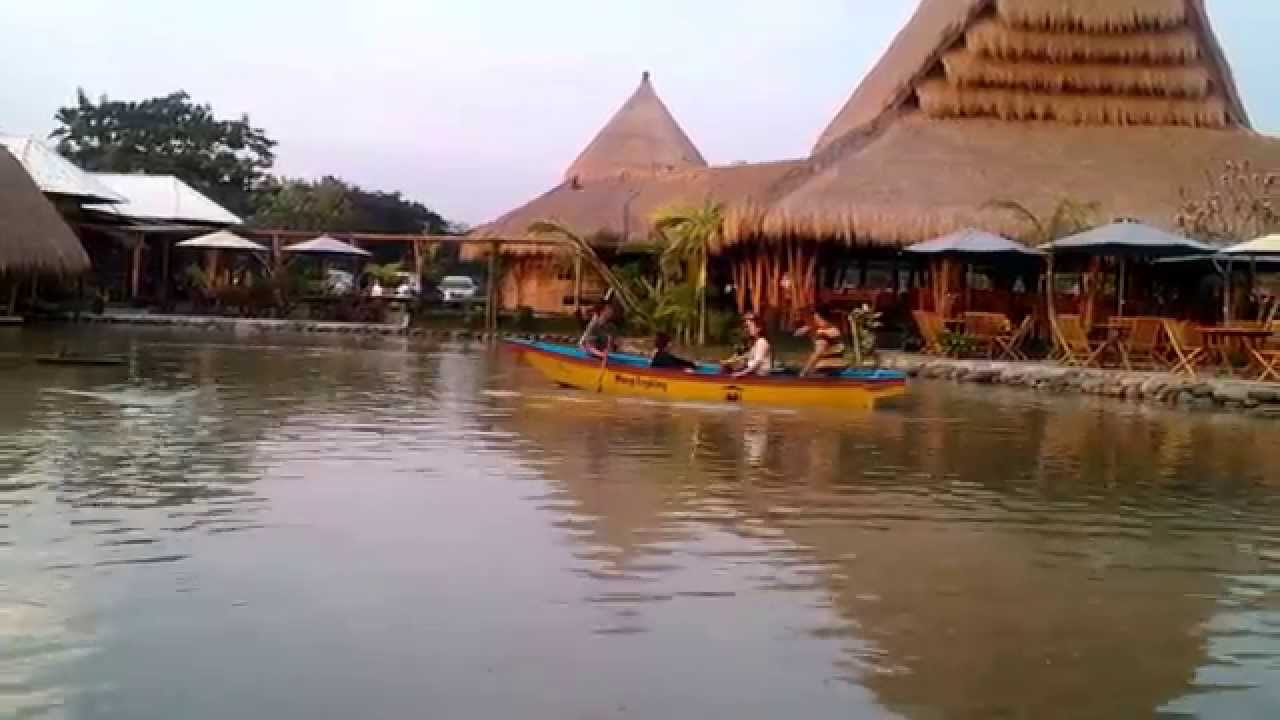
1092;321;1134;371
1199;327;1274;378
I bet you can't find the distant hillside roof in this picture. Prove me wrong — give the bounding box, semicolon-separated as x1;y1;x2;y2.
812;0;1249;155
0;146;90;274
564;72;708;182
87;173;242;226
0;135;124;203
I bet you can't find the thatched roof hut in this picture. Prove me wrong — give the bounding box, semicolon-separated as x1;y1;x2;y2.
479;0;1280;257
0;145;90;275
566;71;708;183
469;72;798;257
739;0;1280;247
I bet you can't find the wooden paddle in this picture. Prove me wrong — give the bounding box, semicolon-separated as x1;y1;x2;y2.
594;342;610;393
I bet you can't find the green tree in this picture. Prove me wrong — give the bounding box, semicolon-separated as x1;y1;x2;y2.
51;90;276;218
249;176;450;234
250;177;352;231
653;200;724;345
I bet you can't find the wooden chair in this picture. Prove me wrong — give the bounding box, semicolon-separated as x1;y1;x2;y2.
963;312;1010;359
1126;317;1166;370
913;310;945;356
1053;314;1105;367
999;316;1035;361
1163;320;1206;378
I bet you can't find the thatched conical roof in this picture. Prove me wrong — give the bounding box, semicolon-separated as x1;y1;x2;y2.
564;72;708;182
813;0;1250;155
0;145;89;275
730;0;1280;248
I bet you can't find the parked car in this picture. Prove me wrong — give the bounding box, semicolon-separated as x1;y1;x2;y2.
326;269;355;294
391;272;421;299
438;276;479;303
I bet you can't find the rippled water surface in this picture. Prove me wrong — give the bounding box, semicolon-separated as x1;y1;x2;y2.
3;328;1280;719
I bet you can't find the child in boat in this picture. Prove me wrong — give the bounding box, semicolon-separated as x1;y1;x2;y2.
728;315;773;378
796;305;849;377
650;332;698;371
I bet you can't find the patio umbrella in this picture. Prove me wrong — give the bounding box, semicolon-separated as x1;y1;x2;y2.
906;229;1041;314
176;230;268;252
1223;235;1280;323
906;228;1042;257
1223;234;1280;258
176;231;267;285
1043;221;1213;318
282;234;371;257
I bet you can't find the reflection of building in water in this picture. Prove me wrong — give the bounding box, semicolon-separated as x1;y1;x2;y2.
494;385;1268;719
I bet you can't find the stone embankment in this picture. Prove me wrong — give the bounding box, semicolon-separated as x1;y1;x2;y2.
68;312;576;342
881;354;1280;418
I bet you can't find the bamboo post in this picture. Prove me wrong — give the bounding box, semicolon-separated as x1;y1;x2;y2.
1117;257;1126;317
1223;259;1233;324
159;235;171;306
486;240;499;333
573;254;582;314
129;233;145;300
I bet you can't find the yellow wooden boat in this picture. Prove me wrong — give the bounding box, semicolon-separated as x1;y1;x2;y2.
508;340;907;410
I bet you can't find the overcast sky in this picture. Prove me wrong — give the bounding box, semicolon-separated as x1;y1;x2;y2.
3;1;1278;226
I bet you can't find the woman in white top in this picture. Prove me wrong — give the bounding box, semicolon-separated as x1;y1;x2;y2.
731;315;773;378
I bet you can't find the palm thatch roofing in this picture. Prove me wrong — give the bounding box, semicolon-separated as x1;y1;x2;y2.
0;146;90;275
478;0;1280;256
736;0;1277;248
565;72;708;183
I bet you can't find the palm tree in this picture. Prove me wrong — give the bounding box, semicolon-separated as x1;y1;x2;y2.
653;200;725;345
985;198;1099;246
527;221;644;316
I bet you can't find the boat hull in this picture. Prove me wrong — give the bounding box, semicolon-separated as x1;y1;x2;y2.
508;341;907;410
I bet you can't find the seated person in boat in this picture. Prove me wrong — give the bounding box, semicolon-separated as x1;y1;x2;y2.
650;332;698;371
796;305;849;378
725;315;773;378
578;303;618;359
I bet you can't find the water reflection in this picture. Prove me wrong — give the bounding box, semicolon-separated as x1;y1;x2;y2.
489;369;1280;719
1;330;1278;718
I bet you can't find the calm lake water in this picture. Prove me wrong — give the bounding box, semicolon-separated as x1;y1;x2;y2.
2;328;1280;719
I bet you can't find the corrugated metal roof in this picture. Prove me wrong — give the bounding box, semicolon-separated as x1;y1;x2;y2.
0;135;125;203
88;173;242;226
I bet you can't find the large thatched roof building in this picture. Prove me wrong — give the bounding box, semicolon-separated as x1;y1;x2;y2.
0;145;90;276
477;0;1280;314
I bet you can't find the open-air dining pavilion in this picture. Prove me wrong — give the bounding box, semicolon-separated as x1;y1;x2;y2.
907;220;1280;383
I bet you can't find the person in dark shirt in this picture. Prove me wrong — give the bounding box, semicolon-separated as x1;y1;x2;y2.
650;332;698;372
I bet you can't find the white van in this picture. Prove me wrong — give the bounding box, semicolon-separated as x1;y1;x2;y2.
439;276;478;303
